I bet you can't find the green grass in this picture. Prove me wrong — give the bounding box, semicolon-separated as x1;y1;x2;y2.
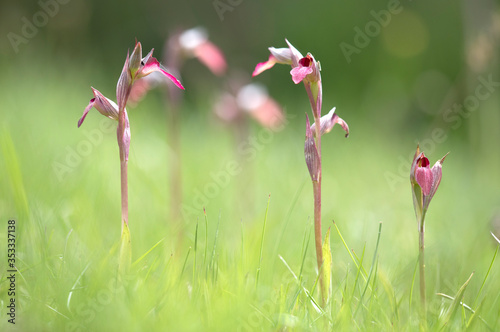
1;57;500;331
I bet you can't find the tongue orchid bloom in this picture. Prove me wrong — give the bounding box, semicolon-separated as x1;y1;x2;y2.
78;87;119;128
253;39;349;305
410;145;448;224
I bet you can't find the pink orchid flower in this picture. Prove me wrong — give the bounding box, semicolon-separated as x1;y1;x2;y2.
117;41;184;110
410;145;448;222
78;87;119;128
310;107;349;138
253;39;321;85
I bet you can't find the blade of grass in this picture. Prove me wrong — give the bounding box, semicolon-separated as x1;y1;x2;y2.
354;222;383;318
438;272;474;330
298;220;312;280
209;210;221;277
193;219;199;282
67;262;91;312
470;241;499;310
132;238;165;267
409;256;419;314
203;208;208;267
256;194;271;289
333;222;367;281
278;255;325;316
437;292;493;330
272;178;306;260
180;247;191;278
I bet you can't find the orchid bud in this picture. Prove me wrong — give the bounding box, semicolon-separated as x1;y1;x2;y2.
304;114;321;182
129;41;143;78
116;51;132;111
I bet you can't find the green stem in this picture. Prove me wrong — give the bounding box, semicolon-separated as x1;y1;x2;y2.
418;216;427;328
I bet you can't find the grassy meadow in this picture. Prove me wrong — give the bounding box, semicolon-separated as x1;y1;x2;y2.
1;1;500;329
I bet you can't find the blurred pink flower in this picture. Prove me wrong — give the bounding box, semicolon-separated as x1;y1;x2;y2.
178;27;227;76
214;82;284;129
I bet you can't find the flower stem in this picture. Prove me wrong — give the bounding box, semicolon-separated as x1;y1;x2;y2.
118;107;129;229
117;91;131;273
418;217;427;327
313;179;325;303
120;154;129;228
304;81;326;304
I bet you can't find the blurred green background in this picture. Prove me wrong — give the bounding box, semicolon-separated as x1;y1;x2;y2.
1;0;500;330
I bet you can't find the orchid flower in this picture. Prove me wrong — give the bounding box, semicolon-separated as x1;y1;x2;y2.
310;107;350;138
117;41;184;110
77;41;184;273
253;39;349;305
409;144;448;316
78;87;119;128
410;145;448;224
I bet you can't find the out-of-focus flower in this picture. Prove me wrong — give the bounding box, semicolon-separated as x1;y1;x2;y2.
178;27;227;76
214;82;284;130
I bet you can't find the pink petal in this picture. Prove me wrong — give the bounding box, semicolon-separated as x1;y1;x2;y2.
252;55;277;77
285;39;304;67
193;41;227;76
415;160;433;196
92;88;119;120
268;47;293;64
311;108;349;137
290;66;313;84
158;67;185;90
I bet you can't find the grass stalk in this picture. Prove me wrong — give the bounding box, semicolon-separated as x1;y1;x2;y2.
256;194;271;289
